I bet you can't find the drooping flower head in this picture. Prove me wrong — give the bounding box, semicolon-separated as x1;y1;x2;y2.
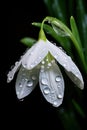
7;19;84;107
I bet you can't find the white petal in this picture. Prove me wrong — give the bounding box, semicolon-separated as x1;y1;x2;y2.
39;62;64;107
47;41;84;89
7;60;22;83
7;46;36;83
15;66;39;99
22;43;37;67
22;40;48;70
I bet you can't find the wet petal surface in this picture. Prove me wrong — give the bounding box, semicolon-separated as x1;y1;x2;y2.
39;62;64;107
15;66;39;99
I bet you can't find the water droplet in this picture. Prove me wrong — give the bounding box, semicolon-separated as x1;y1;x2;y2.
39;56;41;60
40;69;44;72
48;63;52;67
76;73;79;77
64;57;67;60
17;91;20;95
54;55;57;58
30;52;33;55
72;66;75;70
43;87;50;95
58;94;63;99
7;76;13;83
55;76;61;82
15;61;19;65
59;47;66;53
68;56;71;60
47;66;50;69
27;80;33;87
19;83;22;88
41;65;44;69
51;60;55;63
41;78;48;85
42;61;45;64
53;100;58;107
35;61;38;64
46;58;48;62
57;85;61;88
63;64;66;67
30;64;34;68
32;76;36;80
20;55;23;59
10;65;14;69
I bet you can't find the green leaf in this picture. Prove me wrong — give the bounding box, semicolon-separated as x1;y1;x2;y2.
58;108;82;130
72;99;85;118
70;16;82;49
76;0;87;62
20;37;36;47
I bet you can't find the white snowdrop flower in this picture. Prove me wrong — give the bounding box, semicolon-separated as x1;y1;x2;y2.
7;37;84;107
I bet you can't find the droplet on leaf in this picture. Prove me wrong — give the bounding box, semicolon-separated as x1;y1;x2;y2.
43;87;50;95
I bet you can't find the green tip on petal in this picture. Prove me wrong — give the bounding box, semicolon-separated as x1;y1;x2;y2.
38;29;46;41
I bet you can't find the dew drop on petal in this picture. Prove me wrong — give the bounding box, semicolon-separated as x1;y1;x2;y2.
54;55;57;58
63;64;66;67
46;58;48;62
53;100;58;107
76;73;79;77
48;63;52;67
55;76;61;82
42;61;45;64
57;85;61;88
27;80;33;87
43;87;50;95
19;83;22;88
30;52;33;55
58;94;63;99
47;66;50;69
41;65;45;69
41;78;48;85
35;61;38;64
72;66;75;71
32;76;36;80
51;60;55;63
10;65;14;69
17;91;20;95
30;64;34;68
15;61;19;65
39;56;41;60
7;76;13;83
40;68;44;73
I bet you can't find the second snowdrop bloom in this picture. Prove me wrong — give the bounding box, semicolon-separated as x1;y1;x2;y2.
7;34;84;107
